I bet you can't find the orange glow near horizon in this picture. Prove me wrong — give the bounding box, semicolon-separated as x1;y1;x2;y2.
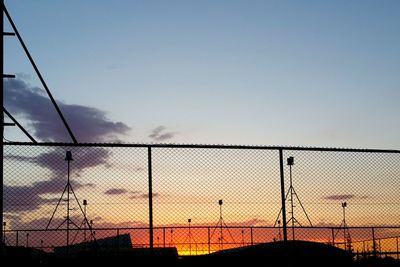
4;223;400;257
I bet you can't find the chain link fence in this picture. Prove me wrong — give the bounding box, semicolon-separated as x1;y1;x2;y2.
3;143;400;258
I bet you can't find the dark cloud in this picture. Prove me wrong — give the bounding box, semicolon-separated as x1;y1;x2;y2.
105;188;129;195
324;194;355;201
4;148;110;213
5;147;112;175
4;78;131;142
148;125;175;141
35;147;112;174
103;188;158;199
4;181;93;213
4;185;47;212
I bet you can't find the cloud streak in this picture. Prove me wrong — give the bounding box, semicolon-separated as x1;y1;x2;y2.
148;125;175;141
105;188;129;195
323;194;370;201
4;78;131;142
103;188;160;200
324;194;355;201
129;192;160;199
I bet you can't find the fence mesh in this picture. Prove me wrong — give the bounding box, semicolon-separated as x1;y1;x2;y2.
3;144;400;257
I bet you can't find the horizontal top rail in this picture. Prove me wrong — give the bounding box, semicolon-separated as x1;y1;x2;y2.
5;225;400;232
4;142;400;153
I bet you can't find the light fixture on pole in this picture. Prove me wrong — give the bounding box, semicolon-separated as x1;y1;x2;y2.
334;202;352;252
184;218;196;255
210;199;235;251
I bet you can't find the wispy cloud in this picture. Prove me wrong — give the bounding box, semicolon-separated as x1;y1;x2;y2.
129;192;160;199
103;188;159;199
4;78;131;142
148;125;175;141
105;188;129;195
323;194;370;201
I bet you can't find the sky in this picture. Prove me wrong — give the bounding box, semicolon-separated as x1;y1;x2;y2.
3;1;400;254
3;0;400;148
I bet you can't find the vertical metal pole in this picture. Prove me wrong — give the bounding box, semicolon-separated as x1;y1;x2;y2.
279;149;288;243
66;159;70;254
26;232;29;247
289;164;295;241
343;205;346;250
1;0;5;256
189;221;192;254
66;160;69;256
83;202;87;242
207;227;210;254
378;239;381;253
331;228;335;246
396;237;399;260
372;227;376;257
219;204;223;250
163;227;165;248
250;227;253;245
148;147;154;250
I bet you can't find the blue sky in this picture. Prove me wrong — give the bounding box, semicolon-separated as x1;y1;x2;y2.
4;0;400;148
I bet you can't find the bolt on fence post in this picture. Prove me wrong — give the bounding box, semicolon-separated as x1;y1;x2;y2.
279;149;288;243
148;147;154;250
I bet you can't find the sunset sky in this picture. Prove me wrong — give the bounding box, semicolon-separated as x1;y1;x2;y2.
3;0;400;148
3;0;400;254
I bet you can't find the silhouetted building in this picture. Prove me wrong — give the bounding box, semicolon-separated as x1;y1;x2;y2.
54;233;132;255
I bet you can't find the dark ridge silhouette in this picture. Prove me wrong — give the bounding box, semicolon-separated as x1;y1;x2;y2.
181;240;354;267
4;240;400;267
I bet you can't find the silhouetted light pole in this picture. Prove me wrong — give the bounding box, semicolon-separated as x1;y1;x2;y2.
210;199;235;251
274;157;313;241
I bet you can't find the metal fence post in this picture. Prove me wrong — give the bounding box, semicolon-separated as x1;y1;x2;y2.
379;239;381;253
207;227;211;254
163;227;166;248
1;2;4;256
279;149;288;243
148;147;154;250
331;228;335;246
372;227;376;257
250;227;253;245
396;237;399;260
